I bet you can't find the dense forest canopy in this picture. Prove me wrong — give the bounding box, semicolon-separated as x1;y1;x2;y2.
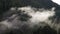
0;0;60;21
0;0;60;34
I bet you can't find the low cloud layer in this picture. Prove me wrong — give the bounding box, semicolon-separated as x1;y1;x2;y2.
0;6;55;29
0;6;59;34
0;0;60;34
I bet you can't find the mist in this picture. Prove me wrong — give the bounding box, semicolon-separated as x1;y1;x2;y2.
0;6;59;34
0;0;60;34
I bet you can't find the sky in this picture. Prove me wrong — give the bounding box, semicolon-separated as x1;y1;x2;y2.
52;0;60;5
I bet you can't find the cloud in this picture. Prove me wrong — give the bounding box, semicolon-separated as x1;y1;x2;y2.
18;6;55;27
0;0;60;34
1;6;60;34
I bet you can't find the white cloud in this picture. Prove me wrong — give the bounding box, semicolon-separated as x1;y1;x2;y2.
1;6;59;31
18;6;55;28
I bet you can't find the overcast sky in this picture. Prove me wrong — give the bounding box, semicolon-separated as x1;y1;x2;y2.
52;0;60;5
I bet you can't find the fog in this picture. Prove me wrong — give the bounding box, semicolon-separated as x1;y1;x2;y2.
0;0;60;34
